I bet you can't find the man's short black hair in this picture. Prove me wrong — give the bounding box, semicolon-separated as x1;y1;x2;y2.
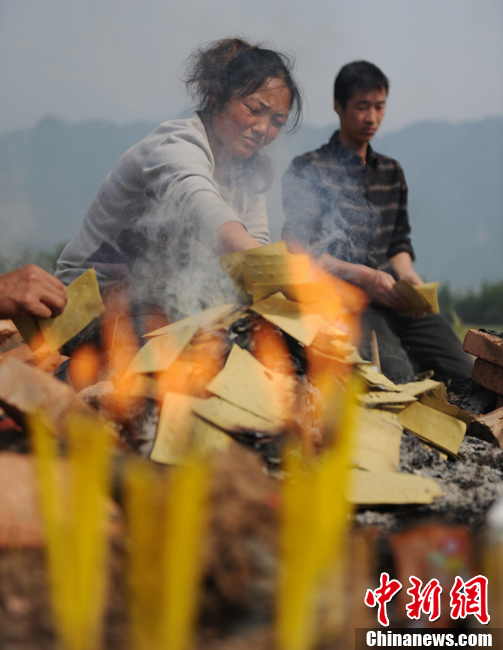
333;60;389;110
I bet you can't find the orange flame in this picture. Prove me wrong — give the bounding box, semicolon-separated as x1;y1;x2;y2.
100;286;142;416
67;343;101;391
252;318;294;375
155;326;228;401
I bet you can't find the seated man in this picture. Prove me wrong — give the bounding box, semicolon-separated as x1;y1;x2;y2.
282;60;473;383
0;264;67;320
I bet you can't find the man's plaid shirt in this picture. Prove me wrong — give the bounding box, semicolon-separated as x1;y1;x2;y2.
281;130;415;275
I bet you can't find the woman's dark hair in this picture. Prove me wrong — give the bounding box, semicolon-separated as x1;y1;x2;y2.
184;37;302;131
333;60;389;110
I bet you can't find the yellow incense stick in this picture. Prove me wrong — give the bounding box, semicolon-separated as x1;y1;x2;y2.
124;454;211;650
30;412;71;639
160;455;211;649
277;451;320;650
124;459;170;650
29;411;112;650
276;374;360;650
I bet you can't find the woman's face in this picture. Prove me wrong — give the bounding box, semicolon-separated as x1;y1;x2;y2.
210;77;292;160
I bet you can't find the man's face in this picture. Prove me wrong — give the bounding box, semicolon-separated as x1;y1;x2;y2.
334;87;387;148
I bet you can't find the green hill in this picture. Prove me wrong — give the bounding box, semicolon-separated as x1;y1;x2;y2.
1;115;501;289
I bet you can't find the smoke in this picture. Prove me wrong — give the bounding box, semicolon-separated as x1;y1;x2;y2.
281;147;383;269
127;208;238;322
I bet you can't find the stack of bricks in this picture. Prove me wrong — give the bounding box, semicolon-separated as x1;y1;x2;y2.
463;329;503;446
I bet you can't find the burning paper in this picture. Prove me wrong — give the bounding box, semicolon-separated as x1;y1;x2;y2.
252;280;333;304
251;293;327;347
219;241;289;300
191;395;280;436
127;323;198;375
206;344;295;425
143;303;237;339
150;392;230;465
243;254;311;293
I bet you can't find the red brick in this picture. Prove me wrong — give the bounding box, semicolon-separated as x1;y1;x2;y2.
471;358;503;396
463;329;503;368
467;406;503;447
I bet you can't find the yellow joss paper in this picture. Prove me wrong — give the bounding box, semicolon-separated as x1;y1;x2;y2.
351;408;403;473
150;393;230;465
396;377;442;397
14;268;104;353
359;390;417;407
395;280;440;316
244;254;311;292
251;281;333;304
191;395;280;435
419;392;474;425
398;400;467;455
355;363;401;392
206;344;295;423
251;293;327;346
143;303;236;338
347;469;442;505
219;241;289;300
127;323;197;374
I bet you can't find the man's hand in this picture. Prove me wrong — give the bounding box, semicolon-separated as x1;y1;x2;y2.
316;252;409;310
359;267;410;310
0;265;68;320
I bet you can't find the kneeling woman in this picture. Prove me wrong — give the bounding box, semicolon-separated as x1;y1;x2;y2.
56;38;302;324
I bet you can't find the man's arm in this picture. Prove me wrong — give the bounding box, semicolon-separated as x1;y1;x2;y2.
316;252;410;310
0;265;68;319
390;251;423;285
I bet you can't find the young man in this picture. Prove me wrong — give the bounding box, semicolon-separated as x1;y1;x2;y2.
282;60;472;383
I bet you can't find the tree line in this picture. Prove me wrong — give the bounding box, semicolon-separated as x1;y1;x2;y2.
438;282;503;326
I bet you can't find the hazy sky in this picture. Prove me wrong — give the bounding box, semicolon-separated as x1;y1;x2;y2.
2;0;503;135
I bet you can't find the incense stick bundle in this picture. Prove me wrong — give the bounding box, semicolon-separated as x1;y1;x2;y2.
276;375;360;650
124;460;170;650
29;411;112;650
124;454;211;650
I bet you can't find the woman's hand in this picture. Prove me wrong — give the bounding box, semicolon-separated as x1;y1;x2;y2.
216;221;262;253
0;265;68;319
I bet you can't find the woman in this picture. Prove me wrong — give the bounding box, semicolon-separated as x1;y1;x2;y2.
56;38;302;321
